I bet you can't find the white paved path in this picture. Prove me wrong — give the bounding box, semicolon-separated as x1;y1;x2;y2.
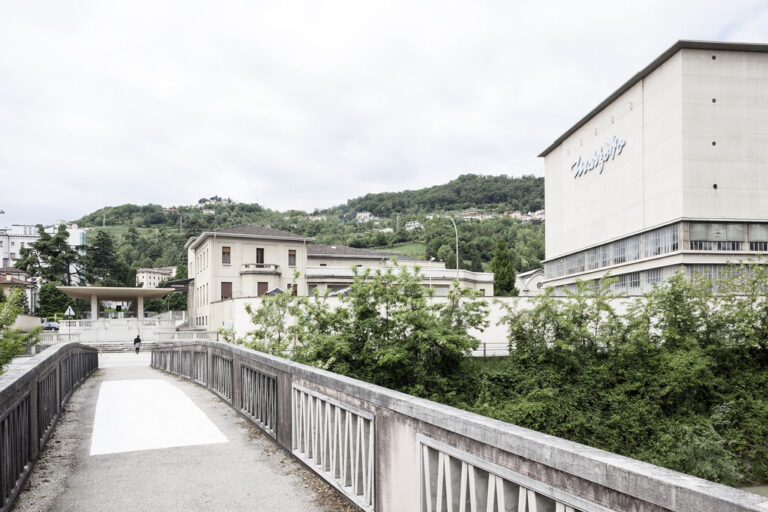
14;353;356;512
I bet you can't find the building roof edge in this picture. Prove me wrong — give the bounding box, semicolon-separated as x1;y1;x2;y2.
538;40;768;158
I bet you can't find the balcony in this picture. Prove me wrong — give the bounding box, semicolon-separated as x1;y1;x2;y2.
240;263;281;275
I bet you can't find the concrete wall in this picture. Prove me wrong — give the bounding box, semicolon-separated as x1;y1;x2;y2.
681;49;768;220
544;52;684;260
12;314;41;331
152;342;768;512
0;343;98;511
211;296;635;357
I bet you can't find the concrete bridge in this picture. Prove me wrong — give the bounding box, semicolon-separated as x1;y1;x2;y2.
2;343;768;512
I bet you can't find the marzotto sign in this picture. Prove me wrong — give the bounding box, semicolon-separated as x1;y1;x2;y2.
571;135;627;178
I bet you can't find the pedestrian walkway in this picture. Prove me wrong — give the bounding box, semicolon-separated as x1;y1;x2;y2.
13;353;355;512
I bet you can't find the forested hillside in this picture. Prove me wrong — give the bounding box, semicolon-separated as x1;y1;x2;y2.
73;174;545;279
323;174;543;218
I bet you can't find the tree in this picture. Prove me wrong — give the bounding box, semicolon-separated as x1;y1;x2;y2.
292;265;489;395
15;225;80;285
38;282;75;318
0;288;40;372
490;238;517;296
173;264;188;280
84;231;120;284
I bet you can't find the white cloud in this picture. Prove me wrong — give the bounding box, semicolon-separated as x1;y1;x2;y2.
0;0;766;225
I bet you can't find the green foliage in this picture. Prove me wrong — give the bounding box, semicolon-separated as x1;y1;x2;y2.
73;175;546;281
15;225;80;285
291;265;489;396
489;239;517;296
38;282;77;318
83;230;133;286
478;267;768;486
0;289;40;373
340;174;543;218
240;291;297;357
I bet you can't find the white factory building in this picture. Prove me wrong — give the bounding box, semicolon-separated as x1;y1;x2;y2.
540;40;768;295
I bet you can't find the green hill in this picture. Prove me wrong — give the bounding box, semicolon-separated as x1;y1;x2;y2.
73;174;545;274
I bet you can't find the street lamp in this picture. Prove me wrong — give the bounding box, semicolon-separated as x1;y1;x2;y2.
438;215;459;281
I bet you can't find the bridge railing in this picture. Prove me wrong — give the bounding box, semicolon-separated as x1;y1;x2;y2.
0;343;98;512
151;342;768;512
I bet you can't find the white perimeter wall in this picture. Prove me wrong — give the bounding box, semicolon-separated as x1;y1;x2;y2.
212;296;635;357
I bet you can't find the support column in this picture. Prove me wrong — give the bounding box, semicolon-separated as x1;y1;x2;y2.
91;295;98;320
137;296;144;320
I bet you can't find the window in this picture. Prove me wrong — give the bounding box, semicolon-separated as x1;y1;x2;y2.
750;241;768;251
646;268;662;284
288;249;296;267
256;248;264;265
320;263;327;267
643;226;678;257
222;246;231;264
221;282;233;300
289;283;298;296
257;282;268;296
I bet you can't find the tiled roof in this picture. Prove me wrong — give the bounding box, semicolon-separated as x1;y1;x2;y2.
0;277;30;286
214;224;308;239
185;224;313;249
0;267;24;274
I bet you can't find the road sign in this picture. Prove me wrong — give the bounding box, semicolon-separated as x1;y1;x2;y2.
64;306;75;317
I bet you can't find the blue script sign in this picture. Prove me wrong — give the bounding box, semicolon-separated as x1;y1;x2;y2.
571;136;627;178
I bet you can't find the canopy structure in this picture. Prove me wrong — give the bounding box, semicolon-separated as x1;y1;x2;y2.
57;286;173;319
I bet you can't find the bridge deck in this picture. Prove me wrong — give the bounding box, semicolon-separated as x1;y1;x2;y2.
13;353;355;512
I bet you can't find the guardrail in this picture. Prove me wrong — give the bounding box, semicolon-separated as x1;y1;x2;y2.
240;263;281;274
151;342;768;512
0;343;98;512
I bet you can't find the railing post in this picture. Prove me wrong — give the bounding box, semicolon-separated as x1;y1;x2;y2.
206;345;214;391
232;355;242;411
29;375;40;461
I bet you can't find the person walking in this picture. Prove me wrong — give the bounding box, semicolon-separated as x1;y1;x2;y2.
134;334;141;354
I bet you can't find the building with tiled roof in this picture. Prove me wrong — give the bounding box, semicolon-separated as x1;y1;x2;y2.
184;224;494;330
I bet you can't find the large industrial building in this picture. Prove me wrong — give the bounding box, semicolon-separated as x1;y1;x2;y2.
540;40;768;295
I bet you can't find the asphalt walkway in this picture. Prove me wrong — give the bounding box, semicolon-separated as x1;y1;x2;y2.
13;353;355;512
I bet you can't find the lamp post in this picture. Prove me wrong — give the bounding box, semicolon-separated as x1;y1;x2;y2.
439;215;460;281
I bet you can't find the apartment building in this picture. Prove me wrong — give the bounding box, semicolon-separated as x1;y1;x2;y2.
185;224;495;327
136;266;177;288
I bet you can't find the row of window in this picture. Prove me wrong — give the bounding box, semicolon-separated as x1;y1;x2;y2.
195;248;209;275
220;246;297;267
547;225;679;279
550;265;681;296
547;222;768;280
194;316;208;327
196;283;209;307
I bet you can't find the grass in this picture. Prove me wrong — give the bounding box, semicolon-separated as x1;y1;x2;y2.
373;242;427;259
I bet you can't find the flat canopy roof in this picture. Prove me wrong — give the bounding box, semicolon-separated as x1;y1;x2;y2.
57;286;173;301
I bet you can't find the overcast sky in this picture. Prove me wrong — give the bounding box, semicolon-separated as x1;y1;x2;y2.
1;1;767;226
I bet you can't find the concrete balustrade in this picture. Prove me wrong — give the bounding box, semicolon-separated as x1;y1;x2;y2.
0;343;98;512
151;341;768;512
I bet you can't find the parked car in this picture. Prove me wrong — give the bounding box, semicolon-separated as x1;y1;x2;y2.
42;321;60;331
